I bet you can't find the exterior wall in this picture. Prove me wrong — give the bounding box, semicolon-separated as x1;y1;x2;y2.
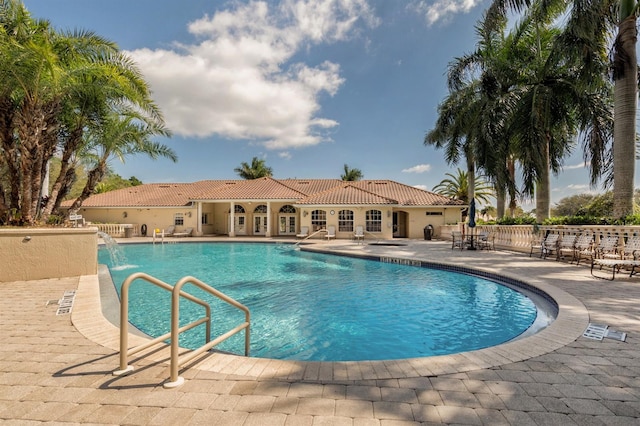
206;204;227;235
297;206;395;240
0;228;98;282
76;204;463;240
77;207;199;236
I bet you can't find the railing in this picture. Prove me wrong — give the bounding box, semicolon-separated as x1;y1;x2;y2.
440;224;640;254
294;228;328;246
113;272;250;388
94;223;138;237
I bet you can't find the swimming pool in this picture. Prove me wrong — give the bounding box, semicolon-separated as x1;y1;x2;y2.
99;242;547;361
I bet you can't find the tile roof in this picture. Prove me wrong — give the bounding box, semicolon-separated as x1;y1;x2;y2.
65;178;465;208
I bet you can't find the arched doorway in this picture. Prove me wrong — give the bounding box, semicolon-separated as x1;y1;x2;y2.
234;205;247;235
278;205;297;236
253;205;268;235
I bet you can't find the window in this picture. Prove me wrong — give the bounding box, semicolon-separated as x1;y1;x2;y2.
254;204;267;213
201;213;209;225
338;210;354;232
174;213;184;226
311;210;326;231
426;212;443;216
366;209;382;232
280;205;296;214
234;205;245;214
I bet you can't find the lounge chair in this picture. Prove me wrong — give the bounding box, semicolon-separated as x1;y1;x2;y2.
591;257;640;280
572;234;594;264
325;225;336;241
161;225;175;237
173;227;193;237
578;235;618;265
591;235;640;279
603;235;640;260
556;234;578;262
451;231;465;250
354;225;364;243
530;233;559;259
296;226;309;239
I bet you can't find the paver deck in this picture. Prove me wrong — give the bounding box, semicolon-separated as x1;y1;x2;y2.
1;238;640;425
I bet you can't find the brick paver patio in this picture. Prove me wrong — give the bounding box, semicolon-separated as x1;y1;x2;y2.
1;239;639;425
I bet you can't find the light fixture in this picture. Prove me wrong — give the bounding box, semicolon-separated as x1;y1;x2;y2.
186;212;192;218
122;211;128;218
387;210;391;218
303;211;308;217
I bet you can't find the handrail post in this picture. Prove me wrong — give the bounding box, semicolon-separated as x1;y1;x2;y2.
113;273;139;376
164;281;185;388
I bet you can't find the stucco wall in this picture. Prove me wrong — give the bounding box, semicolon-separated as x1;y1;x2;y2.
77;207;199;236
0;228;98;282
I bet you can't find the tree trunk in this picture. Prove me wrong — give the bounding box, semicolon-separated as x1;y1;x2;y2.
507;157;517;218
41;126;84;219
613;15;637;218
496;189;506;219
535;139;551;223
467;157;476;203
67;159;108;213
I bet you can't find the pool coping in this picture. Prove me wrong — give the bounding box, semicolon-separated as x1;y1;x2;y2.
73;241;589;383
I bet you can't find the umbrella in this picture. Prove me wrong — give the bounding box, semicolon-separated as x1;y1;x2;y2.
468;198;477;249
468;198;476;228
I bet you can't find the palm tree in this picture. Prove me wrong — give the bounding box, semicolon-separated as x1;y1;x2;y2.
432;5;612;222
432;169;494;204
234;157;273;179
0;0;174;224
340;164;363;181
613;0;637;216
486;0;627;216
66;111;175;213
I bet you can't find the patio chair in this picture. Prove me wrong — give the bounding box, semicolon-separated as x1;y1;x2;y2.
530;233;559;259
353;225;364;243
163;225;175;237
325;225;336;241
592;236;640;279
594;235;620;259
476;231;494;250
451;231;465;250
573;234;595;265
556;234;578;262
296;226;309;239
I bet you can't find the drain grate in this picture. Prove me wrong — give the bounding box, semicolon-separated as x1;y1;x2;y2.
56;290;76;315
583;323;608;340
583;323;627;342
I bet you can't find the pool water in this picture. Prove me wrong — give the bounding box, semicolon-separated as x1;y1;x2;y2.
99;242;539;361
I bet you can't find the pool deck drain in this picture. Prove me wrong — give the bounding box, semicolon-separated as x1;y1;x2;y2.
3;238;640;424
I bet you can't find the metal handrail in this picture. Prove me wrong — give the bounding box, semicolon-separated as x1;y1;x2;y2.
113;272;250;388
294;228;328;246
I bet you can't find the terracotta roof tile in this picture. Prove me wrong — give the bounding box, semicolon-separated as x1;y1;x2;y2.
64;178;465;208
296;184;396;205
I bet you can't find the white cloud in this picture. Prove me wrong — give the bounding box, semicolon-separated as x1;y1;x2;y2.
402;164;432;173
129;0;378;149
567;184;590;190
413;184;428;190
408;0;483;26
564;162;587;170
278;151;292;160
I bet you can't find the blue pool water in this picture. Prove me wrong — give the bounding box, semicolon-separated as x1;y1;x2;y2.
99;242;540;361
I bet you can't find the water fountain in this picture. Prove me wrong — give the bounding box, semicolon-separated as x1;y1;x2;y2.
98;231;126;267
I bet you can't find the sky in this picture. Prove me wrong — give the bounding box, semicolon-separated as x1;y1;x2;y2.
22;0;632;210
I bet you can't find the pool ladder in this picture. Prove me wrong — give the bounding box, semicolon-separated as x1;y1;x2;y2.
113;272;250;388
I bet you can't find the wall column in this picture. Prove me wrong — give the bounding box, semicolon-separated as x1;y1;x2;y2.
265;202;271;237
229;202;235;237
